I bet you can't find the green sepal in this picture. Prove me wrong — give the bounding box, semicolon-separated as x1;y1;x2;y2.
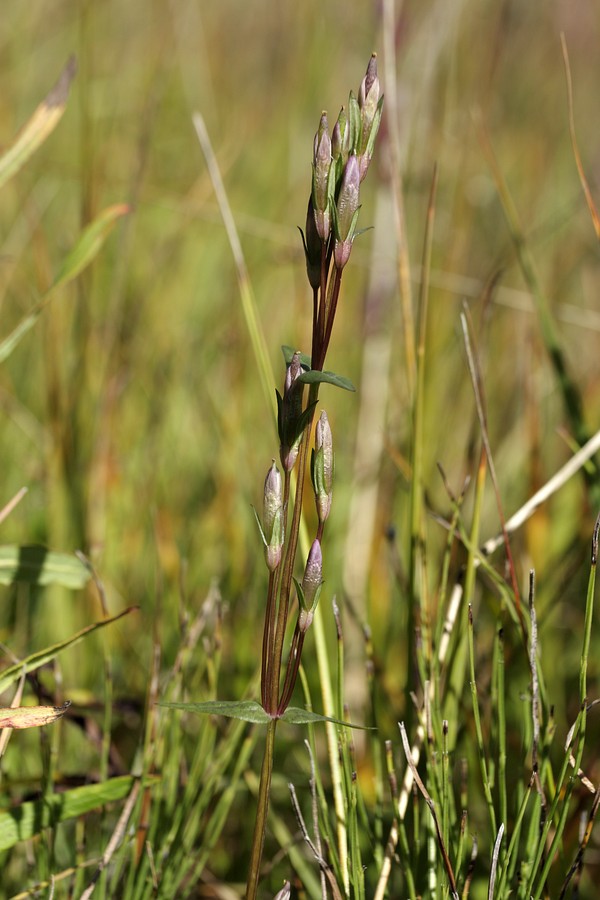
311;445;324;495
251;505;268;549
347;92;361;154
363;95;384;160
293;576;306;610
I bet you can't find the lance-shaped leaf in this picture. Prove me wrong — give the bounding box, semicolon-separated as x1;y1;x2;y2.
280;707;371;729
0;204;129;364
160;699;271;724
0;545;90;589
0;775;158;852
298;369;356;392
0;57;77;192
0;607;138;695
0;700;71;730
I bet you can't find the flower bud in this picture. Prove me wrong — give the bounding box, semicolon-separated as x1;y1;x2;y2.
311;112;333;241
298;539;323;632
263;462;283;571
302;196;322;290
278;352;305;472
333;154;361;270
311;411;334;524
358;54;380;117
357;54;383;182
332;106;349;164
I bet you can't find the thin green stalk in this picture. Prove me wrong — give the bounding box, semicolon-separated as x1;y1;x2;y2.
495;628;507;844
246;718;277;900
521;709;583;899
442;720;450;861
467;604;497;838
529;514;599;899
408;166;438;676
496;776;534;897
579;513;599;707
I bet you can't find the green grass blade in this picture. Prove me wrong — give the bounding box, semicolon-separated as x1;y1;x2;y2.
0;606;137;694
50;204;129;295
0;775;157;851
0;58;76;192
0;545;91;589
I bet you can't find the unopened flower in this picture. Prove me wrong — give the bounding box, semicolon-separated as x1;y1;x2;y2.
301;197;322;290
311;112;335;241
357;53;383;182
262;462;283;571
311;411;334;524
297;539;323;632
333;154;361;270
277;352;305;472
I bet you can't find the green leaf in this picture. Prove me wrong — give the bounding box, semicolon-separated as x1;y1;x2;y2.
298;369;356;392
0;775;158;852
281;345;311;370
0;545;90;589
0;57;77;193
281;707;371;728
0;607;138;695
160;699;272;724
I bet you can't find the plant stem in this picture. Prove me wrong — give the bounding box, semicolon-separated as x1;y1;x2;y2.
246;717;277;900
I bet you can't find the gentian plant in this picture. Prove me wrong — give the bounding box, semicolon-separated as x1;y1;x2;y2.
165;55;383;898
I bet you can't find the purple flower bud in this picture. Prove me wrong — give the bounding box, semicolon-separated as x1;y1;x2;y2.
263;462;283;571
333;154;361;270
312;411;334;524
332;106;349;163
357;55;383;183
335;155;360;241
298;539;323;632
311;112;332;241
302;196;322;290
302;540;322;604
358;54;380;113
279;352;305;472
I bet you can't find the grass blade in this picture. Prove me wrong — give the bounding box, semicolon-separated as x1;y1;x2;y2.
0;545;91;589
0;775;157;852
0;606;137;694
0;58;76;192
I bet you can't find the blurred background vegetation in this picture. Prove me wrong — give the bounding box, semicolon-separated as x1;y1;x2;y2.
1;0;600;895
